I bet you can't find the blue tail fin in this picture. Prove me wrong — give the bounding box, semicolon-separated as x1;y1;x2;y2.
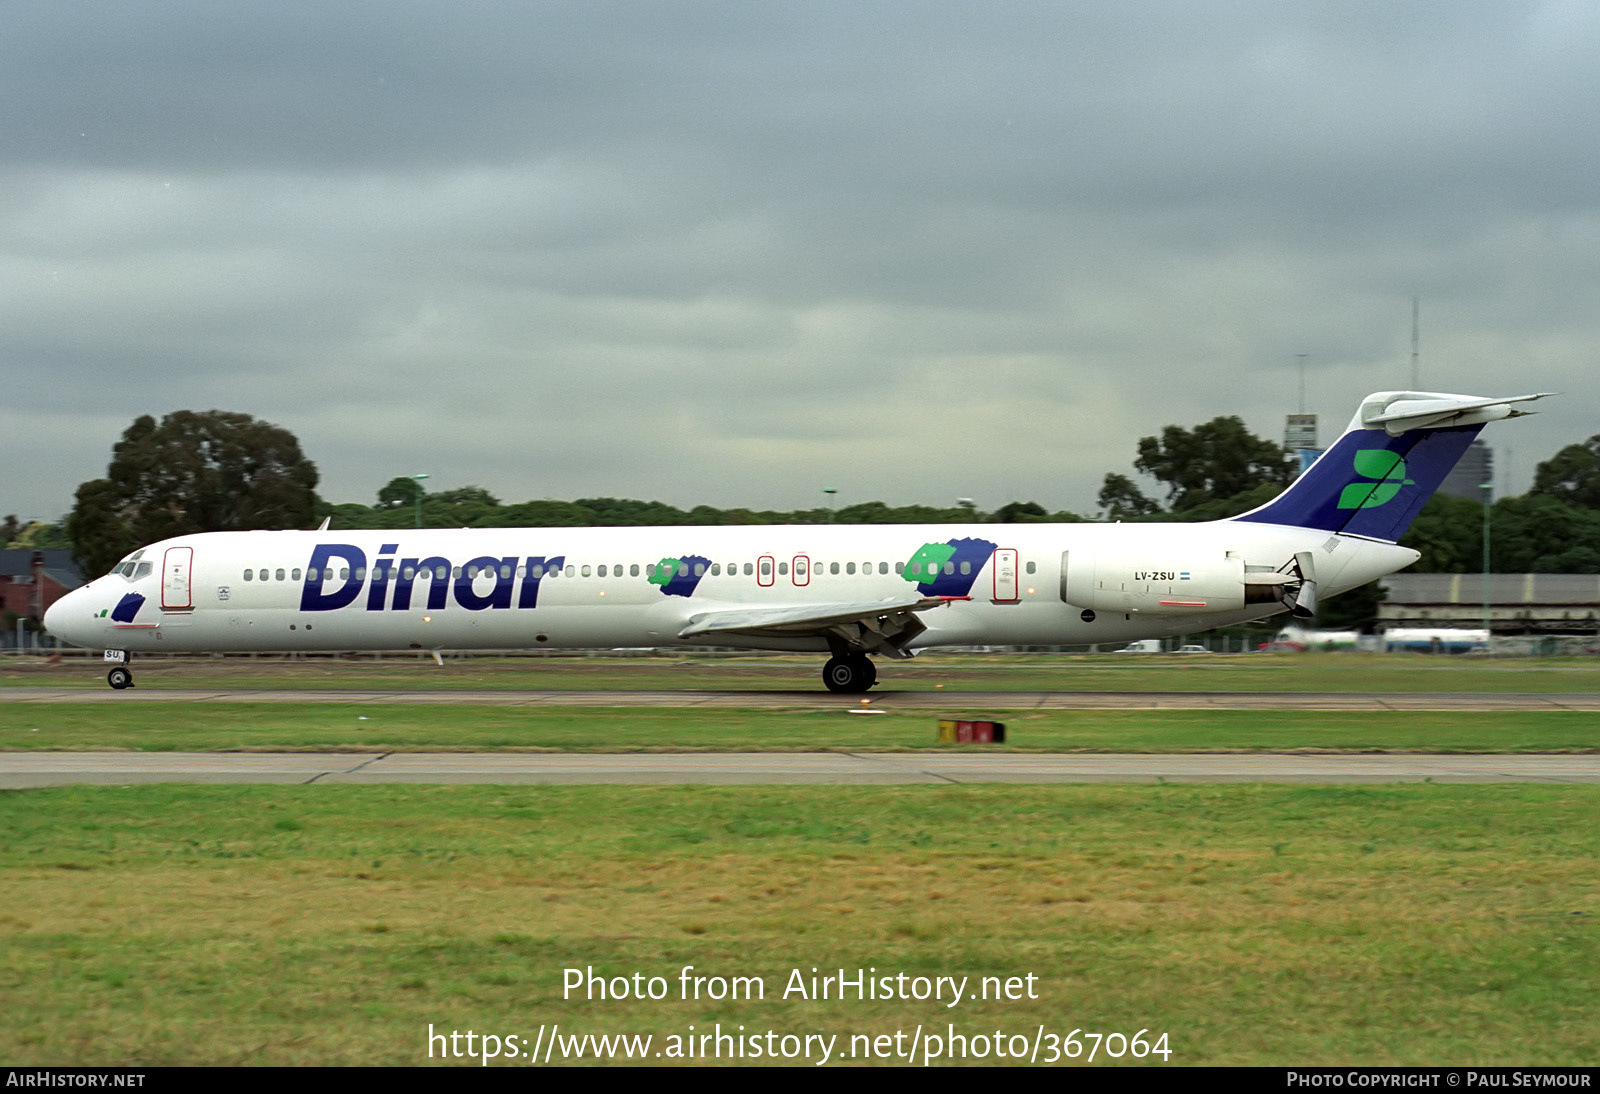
1231;390;1551;541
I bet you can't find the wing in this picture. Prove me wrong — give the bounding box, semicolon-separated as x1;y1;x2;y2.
677;594;953;659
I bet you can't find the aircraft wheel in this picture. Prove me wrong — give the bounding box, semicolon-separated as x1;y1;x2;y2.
822;655;875;694
107;667;134;690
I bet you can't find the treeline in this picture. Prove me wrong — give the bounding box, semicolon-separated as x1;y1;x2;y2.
14;409;1600;582
321;481;1084;533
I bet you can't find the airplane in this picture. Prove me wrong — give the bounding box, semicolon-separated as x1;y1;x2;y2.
44;389;1551;692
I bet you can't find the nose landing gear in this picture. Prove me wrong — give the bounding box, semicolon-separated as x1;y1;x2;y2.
822;654;877;694
104;650;134;689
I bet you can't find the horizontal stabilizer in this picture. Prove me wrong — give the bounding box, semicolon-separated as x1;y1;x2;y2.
1361;391;1554;436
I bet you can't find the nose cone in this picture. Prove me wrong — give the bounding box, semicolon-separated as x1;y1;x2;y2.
44;587;95;649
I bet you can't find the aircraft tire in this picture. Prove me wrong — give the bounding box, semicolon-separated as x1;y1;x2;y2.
107;667;133;690
822;655;875;693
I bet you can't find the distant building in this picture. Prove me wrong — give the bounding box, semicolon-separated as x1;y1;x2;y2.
0;550;85;621
1379;573;1600;636
1284;413;1321;476
1438;439;1493;501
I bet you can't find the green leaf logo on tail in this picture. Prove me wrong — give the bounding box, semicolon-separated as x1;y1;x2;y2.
1337;450;1416;509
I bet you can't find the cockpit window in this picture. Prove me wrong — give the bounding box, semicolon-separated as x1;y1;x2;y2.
111;551;151;581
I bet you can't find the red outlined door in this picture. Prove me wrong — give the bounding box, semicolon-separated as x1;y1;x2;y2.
757;555;775;587
992;547;1019;601
162;546;194;610
792;555;810;587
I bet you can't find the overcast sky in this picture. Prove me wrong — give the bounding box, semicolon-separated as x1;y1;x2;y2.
5;1;1597;523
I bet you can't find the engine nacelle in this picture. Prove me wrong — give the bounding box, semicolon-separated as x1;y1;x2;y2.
1061;550;1289;616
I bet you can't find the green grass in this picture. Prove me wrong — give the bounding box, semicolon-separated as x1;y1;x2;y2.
4;704;1600;753
7;650;1600;693
2;783;1596;1065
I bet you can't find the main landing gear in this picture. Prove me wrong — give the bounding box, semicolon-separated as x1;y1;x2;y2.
822;654;877;694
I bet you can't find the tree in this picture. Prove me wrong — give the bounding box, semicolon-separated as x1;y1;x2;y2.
994;501;1047;523
376;476;427;510
1531;436;1600;509
66;410;319;577
1131;416;1296;512
1096;473;1161;519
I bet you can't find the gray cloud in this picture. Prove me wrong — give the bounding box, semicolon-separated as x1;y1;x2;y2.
4;2;1598;523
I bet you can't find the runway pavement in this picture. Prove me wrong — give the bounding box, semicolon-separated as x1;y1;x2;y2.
5;687;1600;709
5;750;1600;787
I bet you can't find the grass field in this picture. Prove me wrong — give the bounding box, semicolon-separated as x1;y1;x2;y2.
2;782;1596;1066
4;652;1596;1066
7;649;1600;693
4;704;1600;754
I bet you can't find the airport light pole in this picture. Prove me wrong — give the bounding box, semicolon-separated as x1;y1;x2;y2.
413;473;430;529
823;487;837;523
1481;481;1492;651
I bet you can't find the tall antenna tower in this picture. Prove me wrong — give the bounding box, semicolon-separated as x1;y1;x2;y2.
1410;296;1420;388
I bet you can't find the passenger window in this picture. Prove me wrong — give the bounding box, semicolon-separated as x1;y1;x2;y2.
678;563;689;577
693;563;705;577
597;565;607;578
830;562;840;575
745;562;754;576
630;564;640;577
403;566;415;581
565;565;575;577
894;561;904;574
846;562;856;575
759;560;771;576
960;561;971;575
879;562;888;574
292;569;303;581
436;566;448;580
711;563;721;576
582;565;592;577
944;562;955;575
243;570;253;582
355;567;366;581
466;565;478;579
275;569;286;581
778;562;789;576
1026;561;1036;574
501;565;511;579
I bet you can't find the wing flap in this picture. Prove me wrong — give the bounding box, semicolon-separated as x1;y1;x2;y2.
678;594;948;657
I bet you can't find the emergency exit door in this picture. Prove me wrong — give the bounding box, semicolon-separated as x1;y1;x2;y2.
992;547;1019;601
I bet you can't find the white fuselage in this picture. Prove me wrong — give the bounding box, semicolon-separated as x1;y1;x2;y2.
45;521;1418;656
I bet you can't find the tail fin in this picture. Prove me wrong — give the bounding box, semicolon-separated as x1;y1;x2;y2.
1231;390;1552;542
